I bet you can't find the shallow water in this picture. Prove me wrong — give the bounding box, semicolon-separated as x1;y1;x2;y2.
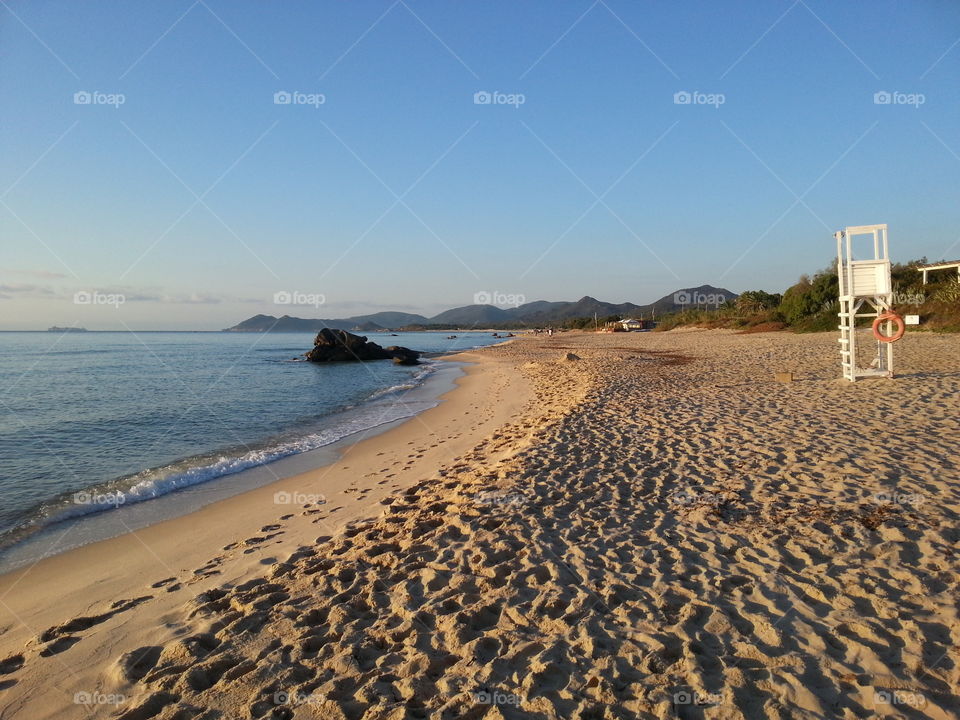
0;330;503;555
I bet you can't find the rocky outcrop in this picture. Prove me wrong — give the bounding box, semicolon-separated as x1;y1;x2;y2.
385;346;420;365
305;329;419;365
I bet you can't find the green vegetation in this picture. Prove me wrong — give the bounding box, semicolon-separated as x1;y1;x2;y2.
400;315;624;331
399;262;960;334
562;315;624;330
656;258;960;334
777;267;838;332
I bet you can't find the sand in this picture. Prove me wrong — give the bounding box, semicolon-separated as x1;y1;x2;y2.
1;330;959;719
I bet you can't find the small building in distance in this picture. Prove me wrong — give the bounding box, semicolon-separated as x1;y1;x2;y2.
917;260;960;285
601;318;655;332
621;318;657;331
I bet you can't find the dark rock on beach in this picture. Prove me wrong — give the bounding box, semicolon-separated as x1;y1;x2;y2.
386;346;420;365
305;329;420;365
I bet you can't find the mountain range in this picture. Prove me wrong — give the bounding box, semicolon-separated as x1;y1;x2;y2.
224;285;737;332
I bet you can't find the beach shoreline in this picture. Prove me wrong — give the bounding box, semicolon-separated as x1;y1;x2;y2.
2;329;959;719
0;355;479;573
0;344;538;717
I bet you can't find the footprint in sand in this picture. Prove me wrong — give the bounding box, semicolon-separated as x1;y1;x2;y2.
192;556;225;578
39;636;80;656
116;645;163;683
240;531;284;554
0;654;24;675
36;596;153;656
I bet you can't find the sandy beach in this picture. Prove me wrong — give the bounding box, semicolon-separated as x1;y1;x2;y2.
1;329;959;719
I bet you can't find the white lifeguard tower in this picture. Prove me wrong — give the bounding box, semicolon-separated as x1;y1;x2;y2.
835;224;896;381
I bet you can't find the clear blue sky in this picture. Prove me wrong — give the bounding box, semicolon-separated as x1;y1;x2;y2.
2;0;958;329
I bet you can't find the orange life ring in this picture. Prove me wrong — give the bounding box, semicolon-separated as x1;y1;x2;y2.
872;312;905;343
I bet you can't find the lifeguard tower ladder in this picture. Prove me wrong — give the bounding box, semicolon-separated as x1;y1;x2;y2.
835;224;893;381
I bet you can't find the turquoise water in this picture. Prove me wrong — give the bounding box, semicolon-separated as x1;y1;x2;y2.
0;331;503;552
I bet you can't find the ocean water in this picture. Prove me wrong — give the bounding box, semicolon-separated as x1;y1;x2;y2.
0;331;505;560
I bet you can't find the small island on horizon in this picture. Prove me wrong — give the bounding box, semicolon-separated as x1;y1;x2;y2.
47;326;89;333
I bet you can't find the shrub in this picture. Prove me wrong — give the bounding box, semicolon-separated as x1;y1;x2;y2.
934;279;960;303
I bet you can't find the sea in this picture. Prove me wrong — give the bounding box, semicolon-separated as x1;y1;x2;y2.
0;330;506;570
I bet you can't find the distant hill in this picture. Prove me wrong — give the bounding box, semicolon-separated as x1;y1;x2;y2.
350;321;385;332
224;311;428;333
223;286;738;331
226;315;329;332
513;296;645;324
642;285;739;316
356;311;430;327
428;304;514;326
506;300;569;317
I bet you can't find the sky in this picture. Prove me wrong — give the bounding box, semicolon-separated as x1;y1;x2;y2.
1;0;959;330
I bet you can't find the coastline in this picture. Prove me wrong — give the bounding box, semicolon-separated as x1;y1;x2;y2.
0;357;465;572
0;344;536;719
0;333;515;572
3;330;959;719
